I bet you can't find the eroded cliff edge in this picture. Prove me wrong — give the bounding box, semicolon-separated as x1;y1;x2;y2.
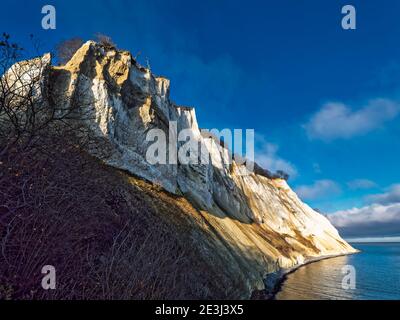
9;41;356;298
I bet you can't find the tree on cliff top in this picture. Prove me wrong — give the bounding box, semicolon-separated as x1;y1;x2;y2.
274;170;290;181
56;37;84;65
94;33;116;49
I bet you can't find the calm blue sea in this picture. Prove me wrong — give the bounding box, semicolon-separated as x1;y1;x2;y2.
276;243;400;300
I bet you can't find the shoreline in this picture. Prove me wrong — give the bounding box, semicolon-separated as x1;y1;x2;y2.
264;250;360;300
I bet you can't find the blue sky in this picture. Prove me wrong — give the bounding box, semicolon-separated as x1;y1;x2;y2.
2;0;400;237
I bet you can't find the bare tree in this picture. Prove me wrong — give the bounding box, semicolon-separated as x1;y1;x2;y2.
0;34;102;159
94;33;116;49
56;37;84;65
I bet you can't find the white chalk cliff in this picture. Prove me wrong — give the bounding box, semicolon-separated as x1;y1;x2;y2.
9;41;356;297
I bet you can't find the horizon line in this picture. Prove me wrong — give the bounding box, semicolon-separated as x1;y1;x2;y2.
345;236;400;243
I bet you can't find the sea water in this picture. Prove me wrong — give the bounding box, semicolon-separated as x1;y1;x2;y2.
275;243;400;300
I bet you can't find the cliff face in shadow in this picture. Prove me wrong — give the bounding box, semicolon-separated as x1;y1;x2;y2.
1;41;356;299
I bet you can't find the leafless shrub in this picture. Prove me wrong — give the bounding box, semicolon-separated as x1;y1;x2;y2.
56;37;84;65
94;33;116;49
0;34;101;160
273;170;289;181
253;163;290;181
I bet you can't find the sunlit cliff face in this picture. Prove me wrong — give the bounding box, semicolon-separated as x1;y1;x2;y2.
5;41;357;297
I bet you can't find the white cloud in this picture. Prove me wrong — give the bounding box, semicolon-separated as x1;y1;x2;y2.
328;203;400;227
365;184;400;205
294;180;341;200
255;141;297;178
328;183;400;238
327;203;400;237
347;179;377;190
304;98;399;141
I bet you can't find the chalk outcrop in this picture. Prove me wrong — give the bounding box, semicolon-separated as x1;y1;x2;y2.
7;41;356;297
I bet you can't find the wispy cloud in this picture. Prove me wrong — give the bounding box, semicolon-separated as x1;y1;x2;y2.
295;180;341;201
365;184;400;205
304;99;400;141
347;179;377;190
313;163;322;174
255;136;297;178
